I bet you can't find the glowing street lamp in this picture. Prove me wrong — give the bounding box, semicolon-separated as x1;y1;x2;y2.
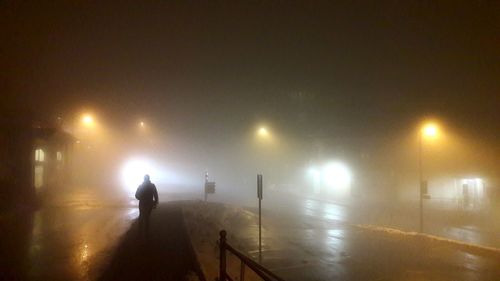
422;123;438;139
255;125;273;179
257;127;269;138
81;114;94;127
418;122;439;232
138;121;147;131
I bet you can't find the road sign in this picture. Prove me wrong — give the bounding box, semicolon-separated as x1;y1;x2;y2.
420;180;428;195
257;174;263;259
205;182;216;194
257;174;263;199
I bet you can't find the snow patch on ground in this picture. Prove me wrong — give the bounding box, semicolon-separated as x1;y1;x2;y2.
356;224;500;257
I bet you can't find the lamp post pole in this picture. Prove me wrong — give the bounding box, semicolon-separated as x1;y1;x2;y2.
418;122;439;233
419;133;423;233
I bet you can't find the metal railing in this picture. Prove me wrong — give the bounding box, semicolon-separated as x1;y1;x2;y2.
218;230;285;281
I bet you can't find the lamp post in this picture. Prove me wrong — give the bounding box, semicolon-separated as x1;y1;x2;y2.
419;123;438;232
255;126;270;261
255;125;270;178
79;113;96;142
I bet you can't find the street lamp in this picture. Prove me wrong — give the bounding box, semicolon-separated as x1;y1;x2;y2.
254;125;273;185
257;127;269;138
419;122;439;232
422;124;438;139
81;114;94;127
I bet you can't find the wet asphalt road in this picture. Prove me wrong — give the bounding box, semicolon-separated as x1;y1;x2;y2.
0;189;200;281
0;198;136;280
1;187;499;281
183;199;500;281
211;189;500;249
250;207;500;281
0;190;136;281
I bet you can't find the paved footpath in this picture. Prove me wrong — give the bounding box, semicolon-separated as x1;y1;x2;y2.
98;203;201;281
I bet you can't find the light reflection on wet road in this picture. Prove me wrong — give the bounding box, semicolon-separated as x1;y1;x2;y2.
1;189;137;281
241;200;499;281
2;187;499;281
208;192;500;280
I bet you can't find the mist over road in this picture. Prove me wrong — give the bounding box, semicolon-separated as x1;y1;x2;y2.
1;185;498;281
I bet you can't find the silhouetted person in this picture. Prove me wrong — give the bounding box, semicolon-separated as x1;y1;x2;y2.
135;174;159;237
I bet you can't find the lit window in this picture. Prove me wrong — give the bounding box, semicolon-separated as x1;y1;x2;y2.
34;166;44;189
35;149;45;162
57;151;63;161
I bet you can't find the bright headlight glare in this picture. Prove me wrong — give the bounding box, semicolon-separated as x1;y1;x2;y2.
120;158;161;194
308;167;321;182
322;162;351;189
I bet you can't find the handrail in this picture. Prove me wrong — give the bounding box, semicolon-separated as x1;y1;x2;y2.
218;230;286;281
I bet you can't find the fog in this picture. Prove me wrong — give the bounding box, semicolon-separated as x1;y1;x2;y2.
56;110;499;251
2;3;500;280
2;1;498;222
68;113;499;221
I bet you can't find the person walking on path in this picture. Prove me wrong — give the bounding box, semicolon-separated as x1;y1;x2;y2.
135;174;159;237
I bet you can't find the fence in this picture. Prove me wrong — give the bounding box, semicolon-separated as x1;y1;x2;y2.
218;230;285;281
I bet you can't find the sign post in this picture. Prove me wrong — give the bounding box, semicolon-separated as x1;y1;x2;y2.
257;174;263;259
204;172;216;201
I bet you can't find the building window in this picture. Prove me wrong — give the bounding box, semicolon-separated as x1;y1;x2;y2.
57;151;63;161
34;165;44;190
35;149;45;162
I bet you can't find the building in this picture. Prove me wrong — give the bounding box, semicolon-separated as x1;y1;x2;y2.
0;114;75;206
32;127;75;193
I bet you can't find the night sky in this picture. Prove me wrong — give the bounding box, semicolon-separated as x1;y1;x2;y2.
1;1;499;140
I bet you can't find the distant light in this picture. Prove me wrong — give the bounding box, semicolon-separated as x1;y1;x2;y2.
308;167;322;194
120;158;160;194
323;162;352;189
82;114;94;126
119;158;193;194
461;178;484;185
139;121;145;128
308;167;321;182
80;243;89;262
35;148;45;162
306;162;352;196
258;127;269;137
422;123;438;138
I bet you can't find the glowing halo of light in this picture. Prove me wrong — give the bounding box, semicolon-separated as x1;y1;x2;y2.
258;127;269;137
322;161;352;190
120;158;161;194
421;123;439;138
307;167;322;194
82;114;94;126
308;167;321;180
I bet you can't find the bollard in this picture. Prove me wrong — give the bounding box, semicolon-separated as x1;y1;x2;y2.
219;230;227;281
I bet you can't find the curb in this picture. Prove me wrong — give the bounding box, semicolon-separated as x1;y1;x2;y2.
181;204;208;281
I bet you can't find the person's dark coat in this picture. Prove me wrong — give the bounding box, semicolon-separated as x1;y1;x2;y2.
135;180;159;210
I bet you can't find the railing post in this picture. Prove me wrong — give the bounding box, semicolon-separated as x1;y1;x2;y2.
219;230;227;281
240;260;245;281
